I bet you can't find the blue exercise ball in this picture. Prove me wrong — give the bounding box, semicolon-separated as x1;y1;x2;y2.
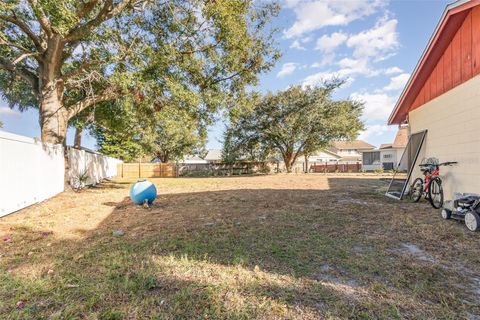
130;179;157;205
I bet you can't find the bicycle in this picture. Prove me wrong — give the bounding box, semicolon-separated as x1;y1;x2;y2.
409;159;457;209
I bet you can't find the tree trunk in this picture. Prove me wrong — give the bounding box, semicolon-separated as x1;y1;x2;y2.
74;126;83;149
40;90;68;145
283;156;293;173
157;153;169;163
39;35;68;145
304;154;309;173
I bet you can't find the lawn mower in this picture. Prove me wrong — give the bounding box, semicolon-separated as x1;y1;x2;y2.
441;194;480;231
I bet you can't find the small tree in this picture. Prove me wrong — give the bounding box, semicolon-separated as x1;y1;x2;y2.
139;106;207;163
225;82;364;172
93;128;144;162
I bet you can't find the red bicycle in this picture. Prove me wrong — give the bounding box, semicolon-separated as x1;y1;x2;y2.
409;159;457;209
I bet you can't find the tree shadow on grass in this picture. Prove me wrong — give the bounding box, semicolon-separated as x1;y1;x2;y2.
1;177;478;319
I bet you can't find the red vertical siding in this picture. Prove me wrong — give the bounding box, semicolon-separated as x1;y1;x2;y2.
452;29;462;86
436;55;444;93
472;6;480;75
418;85;425;106
444;44;453;90
461;11;473;81
424;74;431;102
410;8;480;111
431;66;438;98
391;3;480;125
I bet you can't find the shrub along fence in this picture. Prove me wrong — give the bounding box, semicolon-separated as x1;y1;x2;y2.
178;162;272;177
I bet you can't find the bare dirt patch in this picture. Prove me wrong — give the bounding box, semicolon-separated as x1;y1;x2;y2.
1;174;479;319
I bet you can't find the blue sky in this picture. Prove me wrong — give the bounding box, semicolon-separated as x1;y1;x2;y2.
0;0;451;150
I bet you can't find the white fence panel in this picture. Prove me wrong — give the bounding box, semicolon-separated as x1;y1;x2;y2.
0;131;64;217
68;148;122;186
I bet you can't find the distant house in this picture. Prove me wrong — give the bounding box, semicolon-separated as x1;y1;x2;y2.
329;140;376;163
181;155;208;164
203;149;222;163
361;126;408;171
305;149;342;164
299;140;376;165
181;149;222;164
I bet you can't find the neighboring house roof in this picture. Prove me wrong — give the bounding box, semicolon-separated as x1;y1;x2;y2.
331;140;376;150
393;126;408;147
389;0;480;124
181;155;208;164
380;144;393;149
204;149;222;161
310;149;342;159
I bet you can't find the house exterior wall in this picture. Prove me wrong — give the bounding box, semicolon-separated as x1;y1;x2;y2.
408;73;480;200
336;149;361;158
306;151;340;163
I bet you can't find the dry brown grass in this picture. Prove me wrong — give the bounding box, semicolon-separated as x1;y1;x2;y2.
1;174;479;319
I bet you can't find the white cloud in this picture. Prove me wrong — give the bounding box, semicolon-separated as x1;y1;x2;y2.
383;66;403;75
290;36;312;50
383;73;410;91
0;106;19;116
346;16;399;60
284;0;386;38
350;92;397;122
302;71;354;88
315;32;347;52
311;53;336;68
358;124;396;141
277;62;300;78
290;40;306;50
302;14;401;87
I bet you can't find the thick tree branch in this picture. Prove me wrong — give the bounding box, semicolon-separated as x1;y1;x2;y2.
12;52;38;65
62;60;102;81
67;88;122;119
77;0;101;19
27;0;53;37
0;14;44;50
65;0;132;42
0;56;39;95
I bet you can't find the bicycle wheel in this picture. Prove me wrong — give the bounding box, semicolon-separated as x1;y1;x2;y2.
428;177;443;209
409;178;423;202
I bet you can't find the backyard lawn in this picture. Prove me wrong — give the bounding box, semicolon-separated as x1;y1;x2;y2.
1;174;479;319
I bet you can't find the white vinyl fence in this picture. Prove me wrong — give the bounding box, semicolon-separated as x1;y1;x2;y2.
68;147;123;187
0;131;64;217
0;131;122;217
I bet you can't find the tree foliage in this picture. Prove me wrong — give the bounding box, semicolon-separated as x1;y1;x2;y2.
139;106;207;163
94;127;144;162
223;82;364;172
0;0;280;145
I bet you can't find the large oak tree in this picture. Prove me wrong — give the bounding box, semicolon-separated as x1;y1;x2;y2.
0;1;279;145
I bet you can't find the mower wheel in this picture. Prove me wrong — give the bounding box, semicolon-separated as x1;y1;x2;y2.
465;210;480;231
441;209;452;220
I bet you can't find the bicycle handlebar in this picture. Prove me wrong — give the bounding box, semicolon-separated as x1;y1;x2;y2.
438;161;458;166
419;161;457;167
